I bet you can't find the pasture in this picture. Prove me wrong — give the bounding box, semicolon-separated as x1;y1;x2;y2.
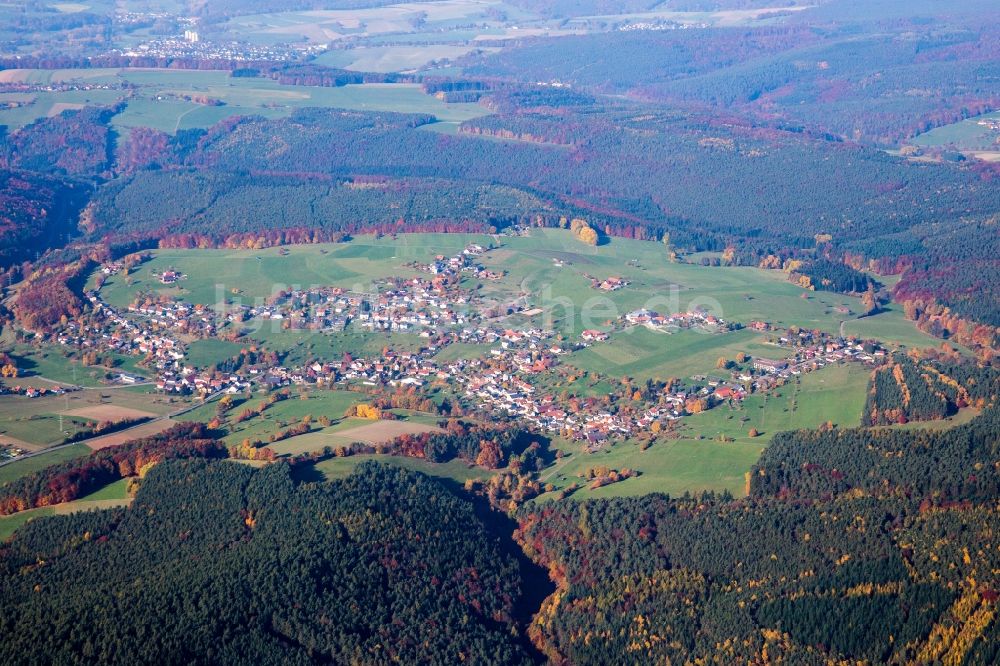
0;68;489;132
539;362;871;500
0;444;91;487
909;111;1000;151
220;0;516;45
483;229;866;336
309;454;486;486
95;234;491;308
315;44;500;73
0;378;183;447
566;328;777;382
0;478;131;541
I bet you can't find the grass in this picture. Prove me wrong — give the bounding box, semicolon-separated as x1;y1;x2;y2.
95;237;489;307
185;340;246;368
0;478;131;541
0;383;183;446
315;44;500;73
0;444;91;487
77;477;129;501
483;229;867;337
0;68;490;132
311;454;488;486
8;344;145;387
220;390;366;446
0;507;55;541
567;328;775;381
537;363;871;500
842;304;947;351
909;110;1000;151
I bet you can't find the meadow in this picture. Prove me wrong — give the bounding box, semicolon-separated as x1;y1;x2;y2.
218;0;528;46
0;69;489;132
538;362;871;500
94;234;491;308
909;110;1000;152
0;478;130;540
566;328;777;382
314;44;500;74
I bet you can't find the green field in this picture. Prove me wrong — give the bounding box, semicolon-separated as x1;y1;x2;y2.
77;477;129;501
9;345;148;387
842;304;951;351
538;362;871;500
567;328;777;382
0;377;181;447
0;69;489;132
909;111;1000;151
218;389;366;447
0;506;55;541
315;44;500;73
95;235;491;308
0;444;91;487
0;477;130;540
481;229;867;336
310;454;487;487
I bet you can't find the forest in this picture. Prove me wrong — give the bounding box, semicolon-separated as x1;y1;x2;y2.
460;13;1000;146
0;359;998;664
0;460;537;665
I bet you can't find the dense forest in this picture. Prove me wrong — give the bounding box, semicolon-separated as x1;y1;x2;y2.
0;169;89;271
0;460;538;665
461;15;1000;146
753;405;1000;501
515;490;999;663
0;422;226;514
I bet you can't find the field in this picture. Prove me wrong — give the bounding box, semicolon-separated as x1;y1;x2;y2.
8;344;148;387
219;1;525;46
538;362;871;500
0;478;131;540
842;303;956;350
567;328;777;382
94;235;490;308
84;419;176;450
0;69;489;132
909;111;1000;152
315;44;501;73
0;444;91;487
94;230;936;353
0;382;183;447
478;229;939;349
309;454;488;487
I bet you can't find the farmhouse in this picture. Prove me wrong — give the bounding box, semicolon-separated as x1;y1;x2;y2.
753;358;788;374
582;329;609;342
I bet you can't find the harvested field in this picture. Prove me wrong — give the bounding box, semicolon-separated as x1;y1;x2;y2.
334;420;443;444
85;419;176;450
47;102;84;116
61;405;157;422
0;70;30;83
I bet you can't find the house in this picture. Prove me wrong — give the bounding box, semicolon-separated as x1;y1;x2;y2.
625;309;657;325
582;329;609;342
753;358;788;374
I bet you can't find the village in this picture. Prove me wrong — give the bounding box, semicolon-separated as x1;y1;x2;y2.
12;244;889;452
